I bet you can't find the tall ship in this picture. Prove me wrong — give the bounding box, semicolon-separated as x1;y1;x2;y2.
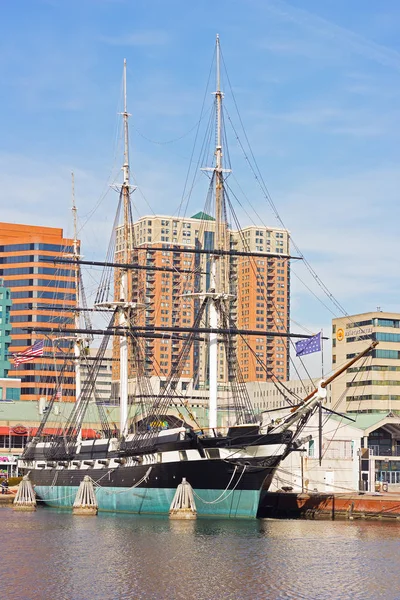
19;38;375;518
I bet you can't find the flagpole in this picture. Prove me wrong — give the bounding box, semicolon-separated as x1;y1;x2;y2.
321;328;324;378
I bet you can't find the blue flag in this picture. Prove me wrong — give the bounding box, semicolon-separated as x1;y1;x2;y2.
295;332;321;357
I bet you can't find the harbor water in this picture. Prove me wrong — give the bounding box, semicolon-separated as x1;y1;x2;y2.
1;508;400;600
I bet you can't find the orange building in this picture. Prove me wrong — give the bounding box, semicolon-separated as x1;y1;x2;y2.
232;227;290;382
112;214;290;392
0;223;77;402
112;233;197;391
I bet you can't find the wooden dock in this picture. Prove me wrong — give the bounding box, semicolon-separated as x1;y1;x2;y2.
258;491;400;520
0;493;16;506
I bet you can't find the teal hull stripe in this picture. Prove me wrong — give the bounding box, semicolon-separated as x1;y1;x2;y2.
35;485;260;519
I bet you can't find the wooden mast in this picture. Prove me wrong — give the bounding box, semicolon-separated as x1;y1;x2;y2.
119;58;132;438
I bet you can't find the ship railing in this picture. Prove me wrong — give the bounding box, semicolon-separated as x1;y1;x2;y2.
194;426;229;438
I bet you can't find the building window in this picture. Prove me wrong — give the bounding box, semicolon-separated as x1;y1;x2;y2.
6;388;20;401
308;440;315;457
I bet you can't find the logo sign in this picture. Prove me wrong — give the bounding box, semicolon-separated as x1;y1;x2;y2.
150;420;168;429
336;328;344;342
345;326;373;338
11;425;27;435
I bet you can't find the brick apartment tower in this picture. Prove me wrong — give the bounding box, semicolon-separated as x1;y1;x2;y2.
0;223;77;402
231;226;290;382
112;214;290;393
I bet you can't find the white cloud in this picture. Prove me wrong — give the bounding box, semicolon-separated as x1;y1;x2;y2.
0;152;111;253
271;166;400;317
262;0;400;71
273;105;390;137
258;36;337;63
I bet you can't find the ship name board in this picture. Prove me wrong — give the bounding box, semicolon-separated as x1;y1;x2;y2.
345;326;373;338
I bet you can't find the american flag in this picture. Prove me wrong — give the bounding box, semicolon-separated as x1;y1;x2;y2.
13;340;45;367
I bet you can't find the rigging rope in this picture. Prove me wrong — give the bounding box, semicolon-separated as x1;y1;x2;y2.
92;467;153;494
192;465;247;504
221;80;350;319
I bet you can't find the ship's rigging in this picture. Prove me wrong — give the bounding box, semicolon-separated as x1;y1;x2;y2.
24;36;373;460
18;36;381;519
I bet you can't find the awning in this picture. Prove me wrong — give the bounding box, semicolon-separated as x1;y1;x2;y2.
29;427;99;439
0;426;99;439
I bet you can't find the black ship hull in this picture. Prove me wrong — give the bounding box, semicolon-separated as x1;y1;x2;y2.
21;427;291;517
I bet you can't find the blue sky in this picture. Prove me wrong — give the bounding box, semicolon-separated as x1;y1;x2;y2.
1;0;400;374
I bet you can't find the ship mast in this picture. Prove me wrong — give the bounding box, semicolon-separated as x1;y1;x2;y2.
92;59;138;438
119;58;132;437
208;35;231;432
71;172;88;443
214;34;225;291
122;58;131;265
71;172;82;402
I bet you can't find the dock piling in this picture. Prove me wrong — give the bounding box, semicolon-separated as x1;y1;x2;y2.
13;475;37;511
169;477;197;520
73;475;98;516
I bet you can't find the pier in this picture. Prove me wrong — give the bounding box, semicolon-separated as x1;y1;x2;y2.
0;493;15;506
258;491;400;520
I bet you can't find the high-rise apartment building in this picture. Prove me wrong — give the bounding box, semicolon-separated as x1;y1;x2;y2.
0;223;77;402
332;311;400;414
231;225;290;382
113;213;290;392
0;279;12;378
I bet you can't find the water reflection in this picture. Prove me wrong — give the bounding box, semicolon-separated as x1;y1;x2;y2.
168;519;196;535
1;508;400;599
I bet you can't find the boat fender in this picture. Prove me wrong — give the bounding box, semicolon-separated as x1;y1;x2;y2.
114;458;126;465
83;460;94;467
